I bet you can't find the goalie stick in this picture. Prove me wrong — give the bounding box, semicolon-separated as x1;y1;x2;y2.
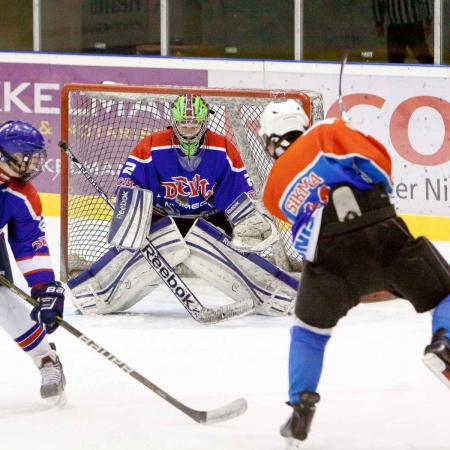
59;140;255;324
0;275;248;423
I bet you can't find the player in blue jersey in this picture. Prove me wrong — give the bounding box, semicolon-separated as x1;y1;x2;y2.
259;99;450;447
68;93;299;318
0;120;67;406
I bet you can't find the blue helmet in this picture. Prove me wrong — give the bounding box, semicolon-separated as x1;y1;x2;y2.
0;121;46;181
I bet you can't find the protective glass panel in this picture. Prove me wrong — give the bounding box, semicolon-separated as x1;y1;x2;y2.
166;0;295;60
0;0;32;51
38;0;160;54
303;0;434;64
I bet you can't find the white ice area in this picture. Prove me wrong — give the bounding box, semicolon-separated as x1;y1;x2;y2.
2;216;450;449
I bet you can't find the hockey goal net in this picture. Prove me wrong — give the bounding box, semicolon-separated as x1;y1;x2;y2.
60;84;324;281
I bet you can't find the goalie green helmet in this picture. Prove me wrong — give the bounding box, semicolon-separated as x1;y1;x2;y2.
171;94;210;162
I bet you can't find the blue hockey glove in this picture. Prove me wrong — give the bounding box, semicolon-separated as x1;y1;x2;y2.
30;281;65;334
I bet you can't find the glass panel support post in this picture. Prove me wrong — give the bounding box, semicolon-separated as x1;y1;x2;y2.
33;0;41;52
434;0;442;65
294;0;303;61
161;0;169;56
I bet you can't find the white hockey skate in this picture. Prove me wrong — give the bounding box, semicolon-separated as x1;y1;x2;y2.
34;343;67;407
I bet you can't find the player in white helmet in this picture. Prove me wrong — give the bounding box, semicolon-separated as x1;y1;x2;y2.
259;99;450;447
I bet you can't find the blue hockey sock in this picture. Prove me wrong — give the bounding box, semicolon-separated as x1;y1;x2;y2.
288;326;331;405
432;294;450;339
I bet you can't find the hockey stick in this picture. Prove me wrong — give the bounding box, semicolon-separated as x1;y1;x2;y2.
0;275;248;423
338;50;397;304
339;49;349;121
59;140;255;324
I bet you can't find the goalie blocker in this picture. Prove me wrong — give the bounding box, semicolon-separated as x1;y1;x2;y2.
68;216;298;316
107;186;153;249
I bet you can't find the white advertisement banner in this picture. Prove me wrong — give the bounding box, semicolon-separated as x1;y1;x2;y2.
1;52;449;227
210;62;450;218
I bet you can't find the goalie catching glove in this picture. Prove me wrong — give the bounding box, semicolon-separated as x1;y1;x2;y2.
226;192;278;252
30;282;65;334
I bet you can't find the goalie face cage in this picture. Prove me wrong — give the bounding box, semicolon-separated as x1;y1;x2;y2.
60;84;324;281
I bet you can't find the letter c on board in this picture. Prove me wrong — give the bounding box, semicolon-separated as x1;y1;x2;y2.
390;96;450;166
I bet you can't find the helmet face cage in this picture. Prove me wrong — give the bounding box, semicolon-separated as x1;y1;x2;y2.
0;121;47;182
171;94;210;157
264;131;303;160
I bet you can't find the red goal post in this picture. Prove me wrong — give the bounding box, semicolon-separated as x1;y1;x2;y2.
60;84;324;282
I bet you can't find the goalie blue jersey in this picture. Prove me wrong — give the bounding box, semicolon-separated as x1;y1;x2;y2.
116;129;255;216
0;178;55;287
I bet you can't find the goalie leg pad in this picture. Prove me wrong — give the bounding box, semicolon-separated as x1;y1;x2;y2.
68;217;189;315
184;219;298;316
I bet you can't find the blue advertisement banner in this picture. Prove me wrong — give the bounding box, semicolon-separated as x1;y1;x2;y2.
0;61;207;193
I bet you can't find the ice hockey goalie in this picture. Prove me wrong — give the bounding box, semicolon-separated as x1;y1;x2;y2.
67;93;298;317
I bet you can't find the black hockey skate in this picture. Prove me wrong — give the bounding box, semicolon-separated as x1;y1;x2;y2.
423;328;450;390
34;343;67;407
280;391;320;448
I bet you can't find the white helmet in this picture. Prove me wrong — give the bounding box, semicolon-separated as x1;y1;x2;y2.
258;99;309;159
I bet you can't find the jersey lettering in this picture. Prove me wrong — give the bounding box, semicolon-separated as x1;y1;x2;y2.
284;172;324;216
293;217;315;259
123;161;136;176
162;175;215;200
32;236;48;250
117;177;139;188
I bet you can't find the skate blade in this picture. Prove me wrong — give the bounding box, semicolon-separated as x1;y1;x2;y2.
423;353;450;389
44;391;68;408
285;437;302;449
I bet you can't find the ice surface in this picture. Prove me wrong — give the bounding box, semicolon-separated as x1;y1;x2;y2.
2;217;450;449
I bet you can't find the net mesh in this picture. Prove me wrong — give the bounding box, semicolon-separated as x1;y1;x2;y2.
61;85;324;280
